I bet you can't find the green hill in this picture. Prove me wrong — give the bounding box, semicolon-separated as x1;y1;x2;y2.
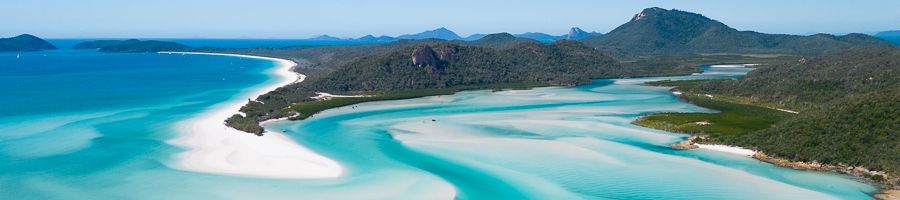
0;34;57;52
583;7;895;55
644;48;900;178
225;40;696;134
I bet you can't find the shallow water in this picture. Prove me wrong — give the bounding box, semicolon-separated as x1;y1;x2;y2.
0;51;878;199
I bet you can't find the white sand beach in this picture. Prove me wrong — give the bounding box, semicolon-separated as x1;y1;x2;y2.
162;52;342;179
697;144;756;156
775;108;799;114
310;92;371;100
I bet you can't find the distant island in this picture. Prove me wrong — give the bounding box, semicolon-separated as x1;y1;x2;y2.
0;34;57;52
73;39;190;52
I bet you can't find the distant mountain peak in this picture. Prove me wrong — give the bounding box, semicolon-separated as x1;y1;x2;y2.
354;35;396;42
569;27;585;34
566;27;601;40
584;7;894;55
309;35;343;41
477;33;515;41
463;33;487;41
632;7;667;21
398;27;462;40
513;32;564;43
15;34;40;39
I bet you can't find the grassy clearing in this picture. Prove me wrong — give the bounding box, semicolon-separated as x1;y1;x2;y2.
634;93;789;141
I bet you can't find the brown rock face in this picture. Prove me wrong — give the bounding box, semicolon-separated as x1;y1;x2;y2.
670;135;700;149
411;45;447;73
411;45;438;67
436;48;456;61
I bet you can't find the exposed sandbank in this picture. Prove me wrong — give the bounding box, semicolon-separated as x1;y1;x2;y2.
161;52;342;179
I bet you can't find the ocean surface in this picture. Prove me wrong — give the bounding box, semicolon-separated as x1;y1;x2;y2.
47;39;382;49
0;50;879;199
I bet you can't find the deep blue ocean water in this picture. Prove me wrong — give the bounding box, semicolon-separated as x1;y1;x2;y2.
47;39;381;49
0;49;880;199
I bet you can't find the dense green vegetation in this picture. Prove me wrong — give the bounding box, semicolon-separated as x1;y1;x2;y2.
634;91;789;141
222;37;713;134
582;7;895;56
0;34;56;52
641;48;900;177
99;40;190;52
68;8;897;181
290;88;460;120
72;40;132;49
72;39;191;52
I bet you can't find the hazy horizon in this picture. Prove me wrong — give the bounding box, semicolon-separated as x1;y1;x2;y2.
4;0;899;39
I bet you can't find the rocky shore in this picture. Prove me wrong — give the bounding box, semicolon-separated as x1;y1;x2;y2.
753;152;899;200
668;136;899;199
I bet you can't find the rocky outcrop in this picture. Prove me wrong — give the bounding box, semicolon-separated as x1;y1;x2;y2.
875;190;900;200
411;45;438;67
668;133;900;195
411;45;451;73
436;47;456;61
754;152;899;190
670;135;700;149
566;27;600;40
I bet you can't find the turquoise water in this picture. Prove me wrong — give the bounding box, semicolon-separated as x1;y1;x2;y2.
0;51;878;199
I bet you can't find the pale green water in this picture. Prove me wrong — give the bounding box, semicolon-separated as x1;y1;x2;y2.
0;50;878;200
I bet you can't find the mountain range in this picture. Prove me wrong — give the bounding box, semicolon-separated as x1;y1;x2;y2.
875;30;900;44
302;27;601;43
397;27;462;40
0;34;57;52
582;7;894;55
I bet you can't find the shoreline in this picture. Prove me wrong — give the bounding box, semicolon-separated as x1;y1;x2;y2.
635;70;897;198
670;136;897;199
161;52;343;179
658;119;897;199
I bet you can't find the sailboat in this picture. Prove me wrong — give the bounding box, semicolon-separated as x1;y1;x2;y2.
16;54;20;59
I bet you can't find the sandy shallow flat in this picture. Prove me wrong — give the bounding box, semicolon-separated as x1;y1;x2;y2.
162;52;342;179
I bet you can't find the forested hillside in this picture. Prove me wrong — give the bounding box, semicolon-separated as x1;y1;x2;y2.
225;39;697;134
583;8;895;55
0;34;57;52
646;48;900;176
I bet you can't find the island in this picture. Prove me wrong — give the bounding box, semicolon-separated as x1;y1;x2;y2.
0;34;57;52
73;39;190;52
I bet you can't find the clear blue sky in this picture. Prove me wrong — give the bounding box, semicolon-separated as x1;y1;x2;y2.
3;0;899;38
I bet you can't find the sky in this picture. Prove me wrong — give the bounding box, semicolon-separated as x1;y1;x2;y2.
3;0;899;39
